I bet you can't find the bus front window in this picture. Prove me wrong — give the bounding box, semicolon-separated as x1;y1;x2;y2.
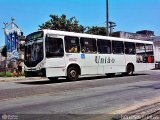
25;32;44;67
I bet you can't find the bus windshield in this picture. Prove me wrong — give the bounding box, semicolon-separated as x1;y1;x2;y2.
25;31;44;67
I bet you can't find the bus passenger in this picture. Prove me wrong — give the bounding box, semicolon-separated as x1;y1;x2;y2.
69;46;78;53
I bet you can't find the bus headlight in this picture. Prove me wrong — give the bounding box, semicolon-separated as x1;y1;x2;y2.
38;62;45;69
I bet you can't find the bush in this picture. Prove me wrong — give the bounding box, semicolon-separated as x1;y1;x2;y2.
0;72;6;77
0;71;23;77
6;72;13;77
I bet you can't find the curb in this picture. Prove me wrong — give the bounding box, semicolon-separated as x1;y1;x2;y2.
0;77;47;82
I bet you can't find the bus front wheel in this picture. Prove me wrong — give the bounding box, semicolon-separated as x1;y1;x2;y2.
67;67;79;81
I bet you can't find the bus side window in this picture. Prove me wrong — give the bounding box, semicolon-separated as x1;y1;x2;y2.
112;41;124;54
136;43;146;63
145;44;154;63
65;36;80;53
97;39;111;54
45;37;64;58
80;38;97;53
124;42;136;55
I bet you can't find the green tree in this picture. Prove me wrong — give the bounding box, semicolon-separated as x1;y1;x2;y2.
1;45;7;57
39;14;86;33
86;26;107;36
39;14;108;36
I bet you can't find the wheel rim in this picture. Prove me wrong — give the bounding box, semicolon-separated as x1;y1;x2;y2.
69;70;77;80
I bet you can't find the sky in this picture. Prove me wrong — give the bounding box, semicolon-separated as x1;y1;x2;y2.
0;0;160;46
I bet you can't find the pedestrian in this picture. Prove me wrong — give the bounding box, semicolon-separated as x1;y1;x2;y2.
17;59;23;76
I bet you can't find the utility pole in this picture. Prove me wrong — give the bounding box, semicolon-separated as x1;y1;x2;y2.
106;0;109;36
108;21;116;36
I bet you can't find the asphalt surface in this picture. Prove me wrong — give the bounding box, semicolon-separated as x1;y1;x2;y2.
0;70;160;120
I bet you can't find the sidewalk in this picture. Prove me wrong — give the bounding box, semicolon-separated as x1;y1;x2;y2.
0;76;47;82
112;102;160;120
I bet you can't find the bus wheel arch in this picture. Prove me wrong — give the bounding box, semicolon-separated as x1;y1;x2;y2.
126;63;134;75
66;64;81;81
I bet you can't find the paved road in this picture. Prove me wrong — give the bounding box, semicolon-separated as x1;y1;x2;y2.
0;70;160;120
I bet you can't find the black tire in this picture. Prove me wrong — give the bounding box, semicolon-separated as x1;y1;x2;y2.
105;73;115;77
126;64;134;76
48;77;58;81
67;67;79;81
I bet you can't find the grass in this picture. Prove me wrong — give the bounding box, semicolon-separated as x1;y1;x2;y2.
0;71;25;77
0;72;6;77
6;72;13;77
0;72;14;77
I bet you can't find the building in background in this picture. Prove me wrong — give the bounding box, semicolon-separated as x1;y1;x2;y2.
112;30;154;40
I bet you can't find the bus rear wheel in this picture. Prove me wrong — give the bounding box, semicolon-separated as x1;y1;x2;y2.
126;64;134;76
67;67;79;81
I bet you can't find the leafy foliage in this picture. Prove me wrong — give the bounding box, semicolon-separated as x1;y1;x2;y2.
39;14;108;36
0;72;14;77
39;14;86;33
0;72;6;77
6;72;13;77
86;26;107;36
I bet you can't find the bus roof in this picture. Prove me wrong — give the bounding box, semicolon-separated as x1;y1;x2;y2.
41;29;153;44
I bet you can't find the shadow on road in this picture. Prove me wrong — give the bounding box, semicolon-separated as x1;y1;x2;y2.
130;83;160;90
17;73;148;85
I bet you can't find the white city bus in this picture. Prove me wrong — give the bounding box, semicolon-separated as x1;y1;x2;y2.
24;30;155;81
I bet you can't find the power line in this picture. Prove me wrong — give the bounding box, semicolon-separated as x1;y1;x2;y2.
106;0;109;36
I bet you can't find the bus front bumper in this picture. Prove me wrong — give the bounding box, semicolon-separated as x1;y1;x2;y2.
24;68;46;77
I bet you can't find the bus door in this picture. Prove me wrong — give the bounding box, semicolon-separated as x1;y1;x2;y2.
45;35;66;76
80;38;98;75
